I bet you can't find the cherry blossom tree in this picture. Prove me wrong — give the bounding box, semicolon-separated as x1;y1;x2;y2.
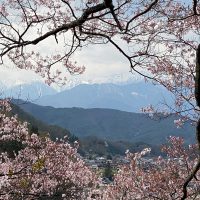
1;100;200;199
0;99;97;199
103;136;200;200
0;0;200;199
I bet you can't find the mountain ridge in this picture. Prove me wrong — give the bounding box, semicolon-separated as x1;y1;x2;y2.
13;100;195;145
2;81;56;100
2;81;173;113
35;82;173;113
8;101;161;156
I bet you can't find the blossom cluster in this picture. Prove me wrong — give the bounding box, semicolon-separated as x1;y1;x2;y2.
0;100;199;199
0;100;97;199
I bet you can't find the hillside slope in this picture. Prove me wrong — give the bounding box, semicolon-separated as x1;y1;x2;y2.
10;102;160;156
11;103;76;142
14;100;196;145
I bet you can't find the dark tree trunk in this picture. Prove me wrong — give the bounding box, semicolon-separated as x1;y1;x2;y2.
181;44;200;200
195;44;200;148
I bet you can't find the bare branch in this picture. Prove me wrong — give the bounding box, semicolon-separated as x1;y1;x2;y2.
125;0;158;32
104;0;123;31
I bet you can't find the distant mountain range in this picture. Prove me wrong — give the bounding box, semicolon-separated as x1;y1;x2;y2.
2;81;196;156
13;100;196;145
1;81;173;113
1;81;56;100
35;82;173;113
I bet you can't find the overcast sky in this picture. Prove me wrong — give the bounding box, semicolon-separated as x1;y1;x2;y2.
0;35;141;89
0;0;196;90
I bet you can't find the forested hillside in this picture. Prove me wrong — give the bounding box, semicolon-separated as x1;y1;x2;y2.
8;102;160;156
13;100;195;145
11;103;76;142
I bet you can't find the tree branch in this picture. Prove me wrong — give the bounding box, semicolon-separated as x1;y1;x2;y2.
0;2;108;57
104;0;123;31
193;0;199;15
125;0;158;32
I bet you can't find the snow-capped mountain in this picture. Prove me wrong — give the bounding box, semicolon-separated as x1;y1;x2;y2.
36;82;173;113
1;79;174;113
2;81;57;100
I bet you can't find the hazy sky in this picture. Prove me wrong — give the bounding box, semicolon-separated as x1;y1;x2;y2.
0;0;192;89
0;36;140;89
